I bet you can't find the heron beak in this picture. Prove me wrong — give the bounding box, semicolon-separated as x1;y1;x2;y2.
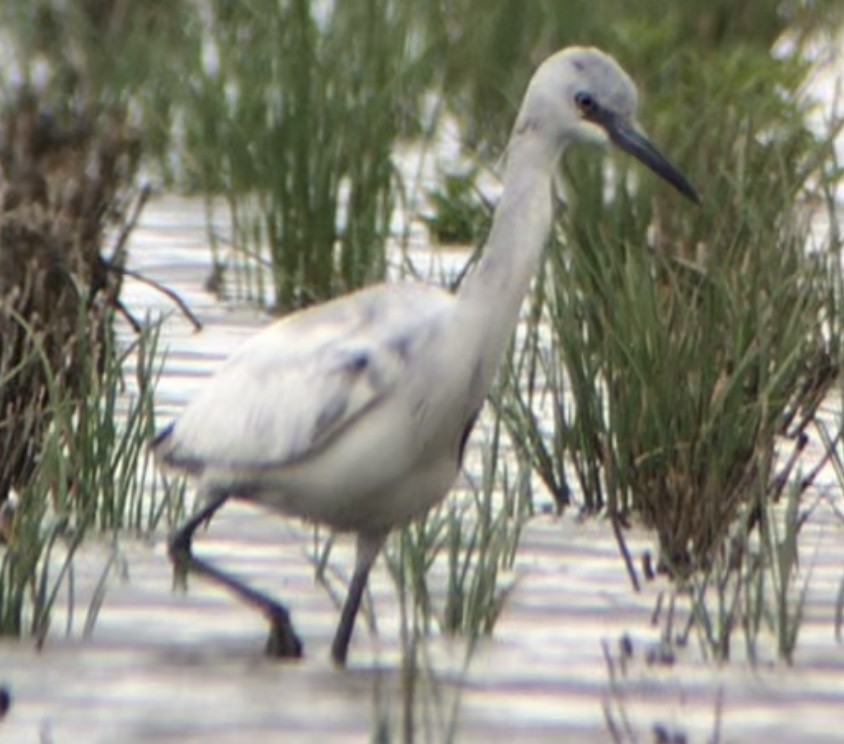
598;111;700;203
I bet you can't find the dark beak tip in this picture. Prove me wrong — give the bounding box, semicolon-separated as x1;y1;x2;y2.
655;166;700;205
605;116;700;206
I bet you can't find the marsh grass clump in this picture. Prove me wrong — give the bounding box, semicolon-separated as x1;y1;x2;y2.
0;3;178;634
644;470;822;664
0;311;167;639
55;320;169;535
692;481;815;663
0;93;142;505
386;414;528;648
0;0;198;176
183;0;434;310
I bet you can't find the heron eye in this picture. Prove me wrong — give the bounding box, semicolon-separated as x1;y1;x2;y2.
575;91;598;116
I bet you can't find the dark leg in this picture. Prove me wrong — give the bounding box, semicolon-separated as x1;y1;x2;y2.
168;491;229;590
168;490;303;659
331;532;387;666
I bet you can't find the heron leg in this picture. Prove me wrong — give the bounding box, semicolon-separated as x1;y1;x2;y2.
331;531;387;666
168;491;303;659
169;491;229;590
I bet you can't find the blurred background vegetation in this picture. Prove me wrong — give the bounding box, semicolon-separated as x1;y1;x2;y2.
1;0;843;658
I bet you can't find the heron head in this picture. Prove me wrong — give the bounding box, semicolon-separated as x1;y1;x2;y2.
515;46;699;202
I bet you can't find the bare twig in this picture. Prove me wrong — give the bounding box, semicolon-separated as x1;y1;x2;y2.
114;298;142;334
111;266;203;332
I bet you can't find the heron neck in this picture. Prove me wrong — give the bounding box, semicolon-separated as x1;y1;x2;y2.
456;132;560;390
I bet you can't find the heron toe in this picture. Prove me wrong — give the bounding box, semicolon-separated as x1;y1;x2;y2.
265;607;304;658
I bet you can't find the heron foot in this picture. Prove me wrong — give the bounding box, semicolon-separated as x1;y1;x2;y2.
167;493;303;659
168;530;192;591
265;605;304;659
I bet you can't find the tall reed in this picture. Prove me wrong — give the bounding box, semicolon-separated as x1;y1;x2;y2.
0;312;167;638
182;0;442;309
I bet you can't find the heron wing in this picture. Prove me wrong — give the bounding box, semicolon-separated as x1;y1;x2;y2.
154;282;453;472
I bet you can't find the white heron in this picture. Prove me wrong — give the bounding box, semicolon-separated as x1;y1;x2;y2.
153;46;698;666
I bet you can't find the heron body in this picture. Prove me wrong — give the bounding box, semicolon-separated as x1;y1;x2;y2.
154;46;697;665
159;282;467;531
